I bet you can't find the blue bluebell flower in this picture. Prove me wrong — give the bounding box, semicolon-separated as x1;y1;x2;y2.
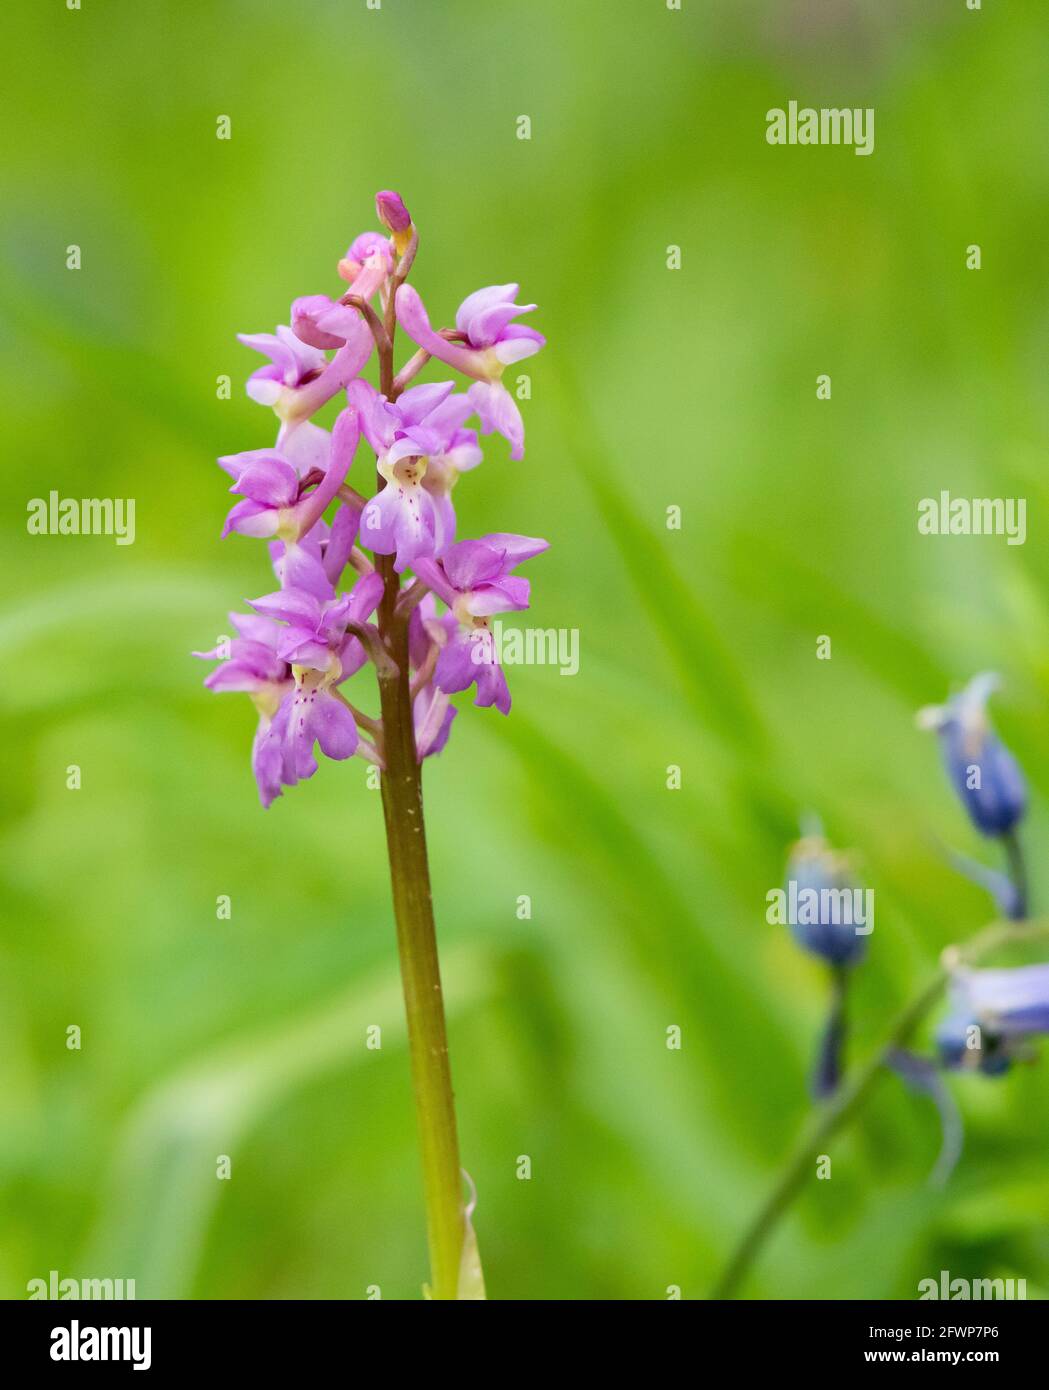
936;963;1049;1076
918;673;1027;838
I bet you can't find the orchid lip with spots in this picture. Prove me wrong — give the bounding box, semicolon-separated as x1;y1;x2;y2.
194;191;547;1300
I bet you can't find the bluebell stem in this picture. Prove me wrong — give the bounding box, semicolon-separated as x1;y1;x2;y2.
783;833;868;1098
811;967;849;1099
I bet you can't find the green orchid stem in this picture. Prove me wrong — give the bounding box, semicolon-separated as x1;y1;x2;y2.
369;305;466;1300
711;918;1049;1300
376;553;466;1300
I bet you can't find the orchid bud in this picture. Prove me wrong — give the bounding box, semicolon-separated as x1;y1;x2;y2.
375;188;413;254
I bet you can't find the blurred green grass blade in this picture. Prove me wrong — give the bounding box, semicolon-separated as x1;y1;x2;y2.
85;945;492;1299
731;528;949;703
553;366;767;754
495;712;804;1147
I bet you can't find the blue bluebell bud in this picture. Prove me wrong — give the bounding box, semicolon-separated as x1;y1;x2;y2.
782;835;869;968
919;673;1027;837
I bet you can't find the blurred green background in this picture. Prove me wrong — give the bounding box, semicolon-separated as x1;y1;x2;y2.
3;0;1049;1300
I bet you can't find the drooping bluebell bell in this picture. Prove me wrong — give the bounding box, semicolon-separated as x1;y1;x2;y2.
936;963;1049;1076
918;673;1027;838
